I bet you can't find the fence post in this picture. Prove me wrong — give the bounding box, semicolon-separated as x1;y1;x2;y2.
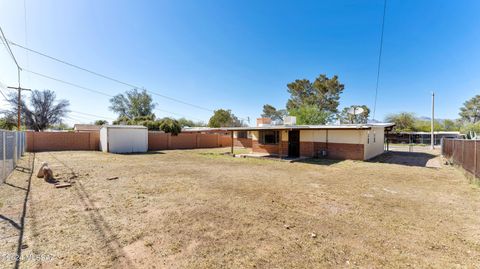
475;140;478;178
2;132;5;184
13;132;17;166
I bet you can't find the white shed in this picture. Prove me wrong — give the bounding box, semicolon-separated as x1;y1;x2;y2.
99;125;148;153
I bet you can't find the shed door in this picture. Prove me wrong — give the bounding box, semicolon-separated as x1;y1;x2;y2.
108;128;134;153
288;130;300;157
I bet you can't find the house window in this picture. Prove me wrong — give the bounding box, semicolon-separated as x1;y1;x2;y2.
259;130;279;145
236;131;248;139
367;131;370;144
373;131;376;143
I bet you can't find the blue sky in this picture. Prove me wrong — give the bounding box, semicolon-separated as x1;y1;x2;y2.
0;0;479;126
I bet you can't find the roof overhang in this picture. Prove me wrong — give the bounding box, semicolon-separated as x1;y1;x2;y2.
183;123;396;132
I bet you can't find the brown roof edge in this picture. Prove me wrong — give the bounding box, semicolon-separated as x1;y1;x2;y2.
183;123;396;132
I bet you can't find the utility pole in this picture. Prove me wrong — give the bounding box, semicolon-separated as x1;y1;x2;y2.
8;79;31;130
431;92;435;150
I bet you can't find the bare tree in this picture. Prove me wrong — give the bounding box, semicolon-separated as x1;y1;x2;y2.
8;90;70;131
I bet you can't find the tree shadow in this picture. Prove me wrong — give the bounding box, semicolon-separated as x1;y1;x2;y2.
369;151;438;167
47;153;135;268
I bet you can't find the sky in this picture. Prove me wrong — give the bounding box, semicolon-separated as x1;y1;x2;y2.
0;0;479;126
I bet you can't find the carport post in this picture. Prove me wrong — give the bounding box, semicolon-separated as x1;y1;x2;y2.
230;131;234;154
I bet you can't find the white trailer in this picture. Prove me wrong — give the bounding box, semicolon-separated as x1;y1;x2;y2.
99;125;148;153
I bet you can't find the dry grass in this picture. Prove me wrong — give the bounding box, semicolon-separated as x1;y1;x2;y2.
1;148;480;268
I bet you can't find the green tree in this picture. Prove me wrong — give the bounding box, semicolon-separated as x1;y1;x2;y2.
208;109;243;127
459;95;480;123
0;114;16;130
94;120;108;125
288;105;332;125
460;122;480;138
8;90;70;131
261;104;287;122
286;74;344;114
339;105;370;124
441;119;461;131
159;117;182;135
109;88;156;119
385;112;416;132
177;118;206;128
413;119;443;132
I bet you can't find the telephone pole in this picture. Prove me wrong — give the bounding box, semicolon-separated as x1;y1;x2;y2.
8;77;31;130
431;92;435;150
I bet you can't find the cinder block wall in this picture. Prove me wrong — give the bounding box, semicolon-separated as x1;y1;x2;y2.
26;131;99;152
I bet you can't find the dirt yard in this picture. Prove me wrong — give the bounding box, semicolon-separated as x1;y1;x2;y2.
1;148;479;268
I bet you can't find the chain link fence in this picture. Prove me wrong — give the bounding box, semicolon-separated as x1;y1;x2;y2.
0;130;26;184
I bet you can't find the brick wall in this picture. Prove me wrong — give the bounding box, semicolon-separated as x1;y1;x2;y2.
298;141;363;160
252;140;279;155
251;140;364;160
26;131;99;152
326;143;364;160
218;136;252;148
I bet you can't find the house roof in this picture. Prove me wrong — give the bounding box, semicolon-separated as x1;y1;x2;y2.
73;124;102;131
396;131;460;135
101;125;147;129
183;123;395;132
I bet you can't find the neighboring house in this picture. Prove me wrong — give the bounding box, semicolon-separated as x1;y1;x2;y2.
73;124;102;132
387;131;461;145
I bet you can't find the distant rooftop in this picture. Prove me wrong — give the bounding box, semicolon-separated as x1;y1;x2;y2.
73;124;101;131
101;125;147;129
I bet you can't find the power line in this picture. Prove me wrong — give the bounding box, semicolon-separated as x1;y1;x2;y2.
70;110;116;121
0;81;9;101
0;27;21;70
372;0;387;121
155;108;203;122
23;69;114;97
22;68;203;121
7;40;214;112
0;88;9;101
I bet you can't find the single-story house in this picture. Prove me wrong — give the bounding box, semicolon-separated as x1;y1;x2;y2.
225;123;394;160
74;124;102;132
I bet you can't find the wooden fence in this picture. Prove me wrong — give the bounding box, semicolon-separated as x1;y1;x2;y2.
442;138;479;178
26;131;252;152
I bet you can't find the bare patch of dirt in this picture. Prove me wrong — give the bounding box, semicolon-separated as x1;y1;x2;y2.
1;148;479;268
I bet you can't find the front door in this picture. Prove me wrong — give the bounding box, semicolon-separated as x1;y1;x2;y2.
288;130;300;157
